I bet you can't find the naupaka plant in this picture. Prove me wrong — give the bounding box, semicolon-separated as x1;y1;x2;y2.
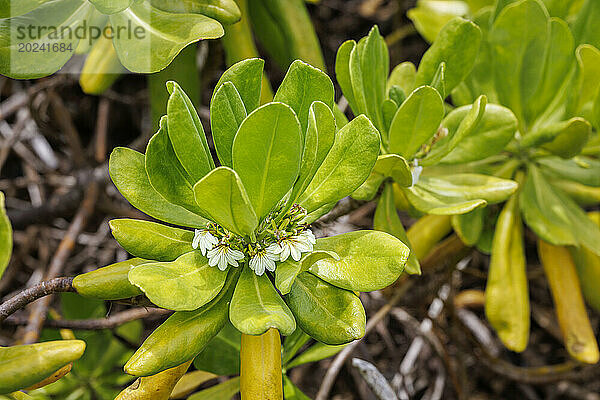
71;58;410;398
340;24;520;273
432;0;600;363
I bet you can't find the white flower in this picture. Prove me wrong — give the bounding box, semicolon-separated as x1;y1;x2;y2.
299;229;316;246
249;246;280;276
207;244;245;271
192;229;219;255
274;235;313;262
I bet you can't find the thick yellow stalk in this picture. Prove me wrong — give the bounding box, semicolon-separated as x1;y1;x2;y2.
538;240;599;364
240;328;283;400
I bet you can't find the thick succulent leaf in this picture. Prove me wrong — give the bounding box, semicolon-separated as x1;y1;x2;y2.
211;82;247;167
373;154;412;186
275;250;340;295
572;45;600;119
422;95;487;165
309;230;409;291
108;147;208;228
537;156;600;187
526;18;574;121
0;0;52;18
439;103;518;164
232;102;302;220
193;322;241;376
0;0;93;79
110;2;223;73
520;166;600;255
286;341;346;368
129;251;228;311
452;207;485;246
488;0;548;125
193;167;258;237
374;184;420;275
335;40;359;114
230;267;296;336
166;81;214;181
72;258;147;300
485;194;529;351
388;61;417;96
124;269;239;376
529;118;591;158
388;86;445;158
299;115;380;213
571;0;600;48
0;192;11;278
405;173;518;215
352;171;387;202
145;116;204;214
290;101;336;204
89;0;132;14
213;58;264;113
415;17;482;95
285;272;366;345
187;377;240;400
407;1;468;43
150;0;241;24
109;219;194;262
273;60;335;133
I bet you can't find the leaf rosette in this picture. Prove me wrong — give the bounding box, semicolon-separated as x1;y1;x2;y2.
77;58;409;376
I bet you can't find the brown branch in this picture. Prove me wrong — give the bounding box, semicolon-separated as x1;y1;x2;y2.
21;183;98;344
4;307;171;330
0;277;74;322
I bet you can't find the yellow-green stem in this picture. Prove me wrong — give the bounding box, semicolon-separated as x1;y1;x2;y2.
240;328;283;400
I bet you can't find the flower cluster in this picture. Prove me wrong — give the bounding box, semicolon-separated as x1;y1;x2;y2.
192;204;316;276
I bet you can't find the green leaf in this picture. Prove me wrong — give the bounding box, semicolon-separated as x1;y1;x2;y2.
89;0;132;14
285;272;365;345
286;341;346;369
573;44;600;118
230;266;296;335
520;166;600;255
422;95;487;166
187;377;240;400
439;103;518;164
166;81;214;181
0;0;94;79
0;192;12;278
275;250;340;295
150;0;241;24
289;101;336;204
373;154;412;186
415;17;482;94
373;184;420;275
213;58;264;113
526;18;574;121
274;60;335;133
124;269;239;376
0;0;52;18
109;219;194;261
488;0;548;126
388;62;417;96
309;230;409;291
193;167;258;237
352;171;386;202
452;207;485;246
537;156;600;187
109;2;223;73
335;40;359;114
525;118;591;158
572;0;600;48
388;86;445;158
210;82;247;168
283;376;311;400
72;258;146;300
232;102;302;220
407;1;468;43
193;322;241;376
299;115;380;213
108;147;208;228
405;173;518;215
129;251;228;311
145;116;204;214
